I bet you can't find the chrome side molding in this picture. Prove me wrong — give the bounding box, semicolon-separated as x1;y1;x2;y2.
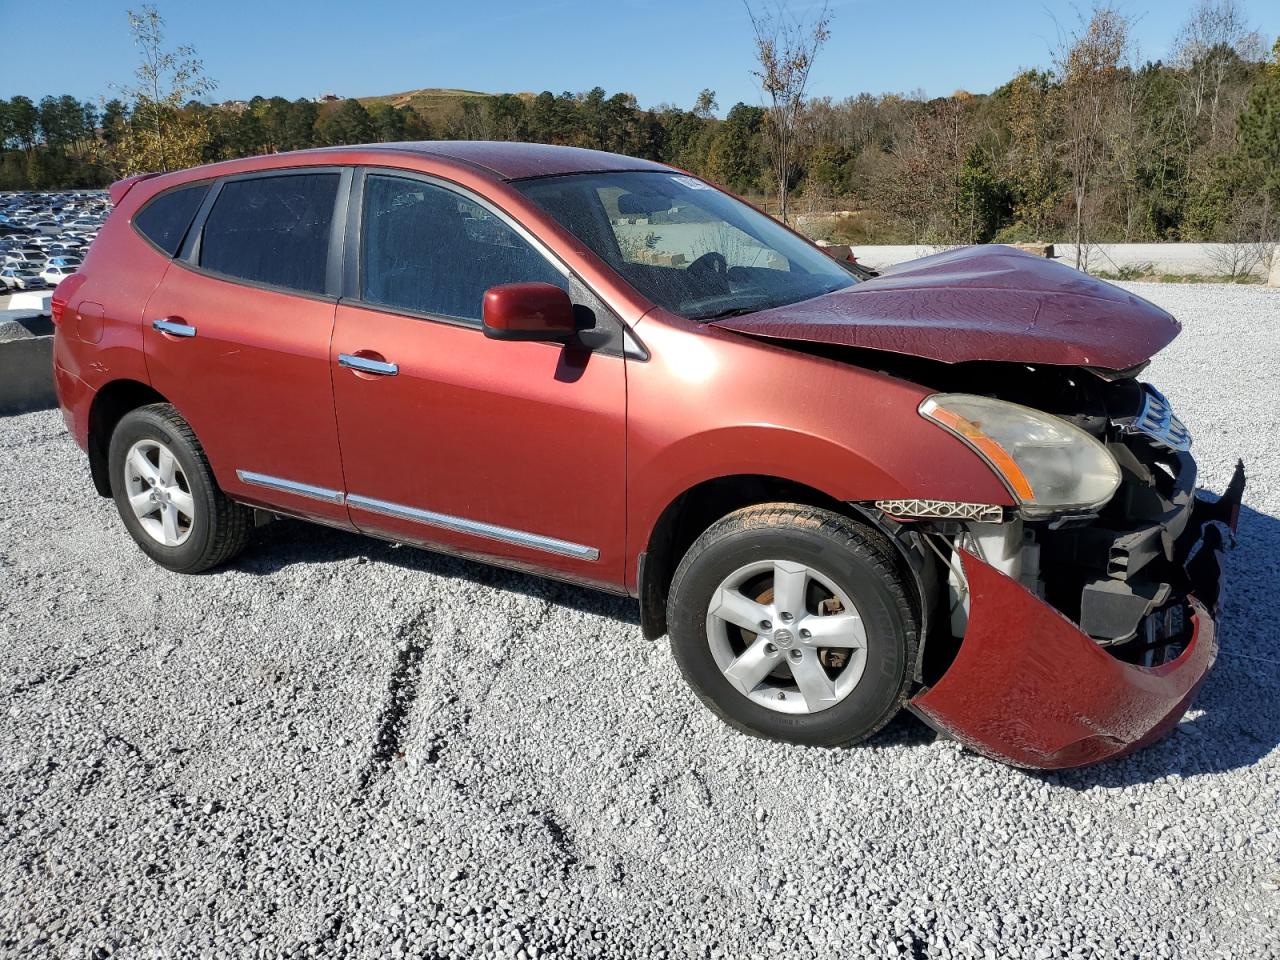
346;493;600;561
236;470;346;505
233;471;599;562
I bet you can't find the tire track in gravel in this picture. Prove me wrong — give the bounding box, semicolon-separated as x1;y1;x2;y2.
3;649;103;700
354;611;431;798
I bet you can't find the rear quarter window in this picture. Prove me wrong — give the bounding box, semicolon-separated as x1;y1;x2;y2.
133;183;210;256
198;173;338;295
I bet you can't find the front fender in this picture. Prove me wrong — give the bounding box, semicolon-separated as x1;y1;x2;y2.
624;320;1013;593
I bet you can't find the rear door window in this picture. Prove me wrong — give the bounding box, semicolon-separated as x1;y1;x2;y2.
133;183;209;256
359;174;566;322
199;173;339;295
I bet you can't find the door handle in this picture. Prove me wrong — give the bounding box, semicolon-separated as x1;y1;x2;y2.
338;353;398;376
152;318;197;338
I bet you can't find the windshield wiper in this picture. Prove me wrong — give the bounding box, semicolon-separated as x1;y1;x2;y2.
692;305;762;323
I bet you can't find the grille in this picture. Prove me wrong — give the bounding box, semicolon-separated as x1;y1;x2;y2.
1121;385;1191;453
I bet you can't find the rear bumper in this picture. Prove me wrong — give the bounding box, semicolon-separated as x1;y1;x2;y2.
53;359;92;451
910;462;1244;769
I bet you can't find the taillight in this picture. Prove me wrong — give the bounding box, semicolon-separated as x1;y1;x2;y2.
50;273;87;327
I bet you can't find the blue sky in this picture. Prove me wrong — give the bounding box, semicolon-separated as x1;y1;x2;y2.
4;0;1278;111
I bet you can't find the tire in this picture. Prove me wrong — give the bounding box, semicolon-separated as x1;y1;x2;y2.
107;403;251;573
667;503;917;748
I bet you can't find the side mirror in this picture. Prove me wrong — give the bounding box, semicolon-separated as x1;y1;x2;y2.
482;282;576;343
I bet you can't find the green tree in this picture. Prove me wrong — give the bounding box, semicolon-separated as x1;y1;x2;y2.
693;88;719;120
526;91;559;142
7;96;39;151
485;94;527;141
707;103;764;191
316;98;374;145
100;99;129;146
283;99;319;150
368;102;406;142
398;105;431;140
1001;70;1060;238
1236;37;1280;208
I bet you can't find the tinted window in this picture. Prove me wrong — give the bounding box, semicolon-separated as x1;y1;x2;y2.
360;175;566;321
200;174;338;294
134;184;209;256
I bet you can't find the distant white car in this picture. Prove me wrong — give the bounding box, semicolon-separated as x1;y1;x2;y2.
0;265;43;290
40;264;75;286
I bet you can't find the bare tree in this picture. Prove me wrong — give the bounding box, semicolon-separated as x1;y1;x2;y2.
1173;0;1263;142
110;5;216;174
1055;4;1131;268
877;99;975;244
745;0;832;224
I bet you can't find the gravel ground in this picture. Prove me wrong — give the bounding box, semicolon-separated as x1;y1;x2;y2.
1;282;1278;959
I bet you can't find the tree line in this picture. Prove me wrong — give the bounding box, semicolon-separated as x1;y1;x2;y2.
1;1;1277;253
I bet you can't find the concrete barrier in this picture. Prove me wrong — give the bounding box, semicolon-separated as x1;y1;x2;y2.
8;291;53;313
848;242;1276;279
0;334;56;415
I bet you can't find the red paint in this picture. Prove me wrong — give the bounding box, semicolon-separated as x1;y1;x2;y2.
330;300;627;589
482;282;576;340
142;269;351;526
107;172;158;206
911;552;1217;769
711;245;1181;370
50;273;87;327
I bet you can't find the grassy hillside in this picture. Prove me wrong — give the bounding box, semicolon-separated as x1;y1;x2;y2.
356;88;533;125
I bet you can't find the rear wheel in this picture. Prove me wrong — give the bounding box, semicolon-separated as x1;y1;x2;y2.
108;404;251;573
667;504;917;747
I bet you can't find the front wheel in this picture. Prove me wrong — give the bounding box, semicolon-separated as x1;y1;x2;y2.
667;504;917;747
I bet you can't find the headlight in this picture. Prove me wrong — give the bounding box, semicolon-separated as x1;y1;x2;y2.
920;393;1121;517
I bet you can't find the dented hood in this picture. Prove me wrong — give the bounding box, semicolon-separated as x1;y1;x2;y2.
710;245;1181;369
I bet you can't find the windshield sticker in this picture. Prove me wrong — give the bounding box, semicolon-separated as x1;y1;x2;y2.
671;175;713;190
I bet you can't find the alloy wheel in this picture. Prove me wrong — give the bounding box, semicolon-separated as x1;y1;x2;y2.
122;439;195;547
706;559;868;715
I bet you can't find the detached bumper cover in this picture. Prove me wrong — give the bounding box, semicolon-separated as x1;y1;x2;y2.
910;462;1244;769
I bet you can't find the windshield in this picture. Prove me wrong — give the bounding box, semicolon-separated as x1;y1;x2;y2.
514;171;856;321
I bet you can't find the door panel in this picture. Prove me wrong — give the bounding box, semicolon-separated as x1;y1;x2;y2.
144;268;349;524
332;304;627;588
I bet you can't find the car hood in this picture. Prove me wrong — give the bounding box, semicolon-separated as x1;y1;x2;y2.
710;245;1180;369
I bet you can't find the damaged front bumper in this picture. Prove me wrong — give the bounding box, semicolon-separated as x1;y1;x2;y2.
909;461;1245;769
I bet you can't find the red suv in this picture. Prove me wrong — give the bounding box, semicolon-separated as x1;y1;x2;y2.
52;142;1243;769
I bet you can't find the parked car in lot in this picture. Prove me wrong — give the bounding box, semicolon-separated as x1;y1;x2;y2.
3;250;43;269
51;143;1243;769
40;263;76;286
1;265;44;290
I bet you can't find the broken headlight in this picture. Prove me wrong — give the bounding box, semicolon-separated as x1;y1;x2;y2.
919;393;1121;518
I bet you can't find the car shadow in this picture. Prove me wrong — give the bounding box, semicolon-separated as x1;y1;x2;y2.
1032;502;1280;787
230;503;1278;781
231;517;642;626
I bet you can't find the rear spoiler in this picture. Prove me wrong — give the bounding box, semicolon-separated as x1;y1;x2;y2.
109;172;159;206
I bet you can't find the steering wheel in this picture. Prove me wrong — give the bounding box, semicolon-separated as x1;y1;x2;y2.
687;251;728;278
